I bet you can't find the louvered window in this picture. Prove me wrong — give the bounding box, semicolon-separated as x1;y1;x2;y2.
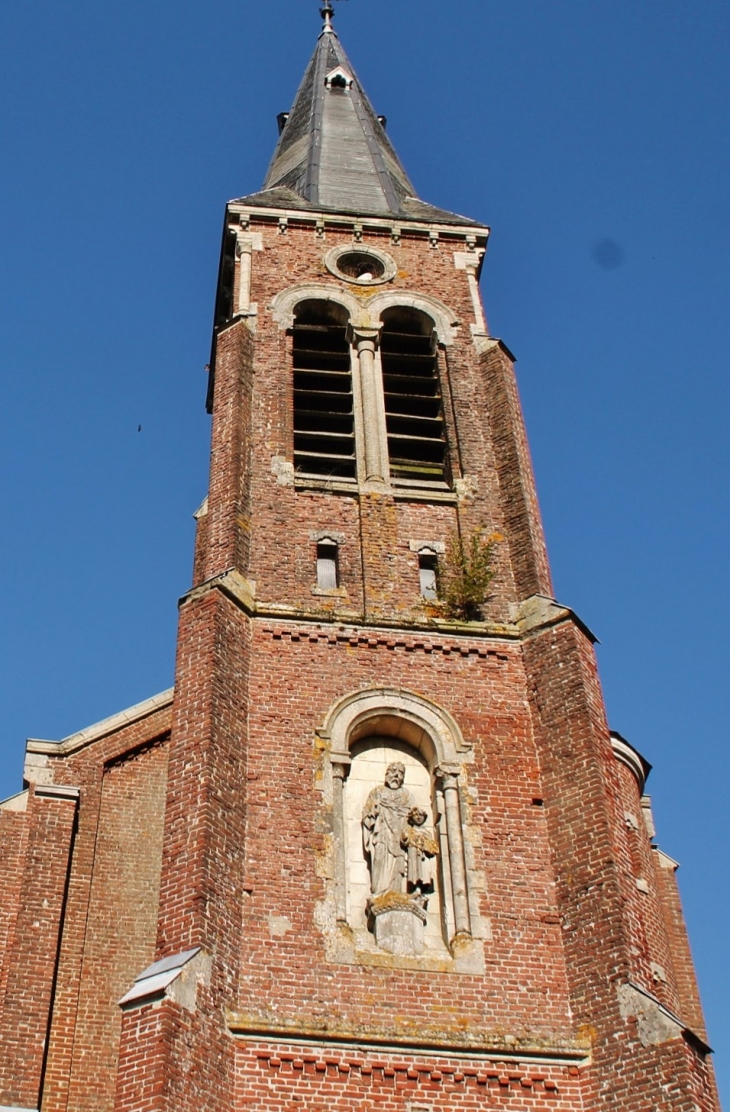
380;309;447;485
293;301;356;480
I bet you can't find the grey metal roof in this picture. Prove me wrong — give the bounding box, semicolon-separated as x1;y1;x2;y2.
233;24;479;228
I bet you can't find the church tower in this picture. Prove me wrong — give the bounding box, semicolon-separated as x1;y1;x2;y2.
0;7;720;1112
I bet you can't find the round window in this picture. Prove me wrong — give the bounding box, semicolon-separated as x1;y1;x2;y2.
324;245;397;286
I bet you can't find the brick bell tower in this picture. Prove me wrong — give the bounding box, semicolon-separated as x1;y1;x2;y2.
109;5;717;1112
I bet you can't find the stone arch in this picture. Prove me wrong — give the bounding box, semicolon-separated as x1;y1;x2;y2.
319;686;469;769
269;284;459;346
367;290;459;347
269;283;363;330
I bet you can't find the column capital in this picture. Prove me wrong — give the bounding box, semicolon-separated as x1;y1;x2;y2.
330;753;351;780
348;325;381;350
235;230;263;256
436;764;461;790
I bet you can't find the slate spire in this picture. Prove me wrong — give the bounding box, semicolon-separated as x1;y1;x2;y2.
236;6;478;226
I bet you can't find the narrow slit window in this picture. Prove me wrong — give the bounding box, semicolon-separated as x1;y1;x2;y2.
292;300;355;480
380;308;448;486
317;541;339;589
418;550;439;600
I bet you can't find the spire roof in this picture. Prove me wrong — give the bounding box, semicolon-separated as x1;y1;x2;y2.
234;9;479;227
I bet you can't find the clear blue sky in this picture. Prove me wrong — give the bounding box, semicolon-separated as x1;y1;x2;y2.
1;0;728;1096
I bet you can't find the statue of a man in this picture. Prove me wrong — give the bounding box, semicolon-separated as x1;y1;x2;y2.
361;763;414;896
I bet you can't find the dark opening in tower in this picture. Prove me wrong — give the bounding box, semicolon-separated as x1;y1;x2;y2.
292;300;356;480
380;307;447;485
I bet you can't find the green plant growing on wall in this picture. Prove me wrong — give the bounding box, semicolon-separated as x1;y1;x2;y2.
441;528;501;621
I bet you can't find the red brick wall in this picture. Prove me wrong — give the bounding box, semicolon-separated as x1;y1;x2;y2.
59;741;169;1112
0;804;30;1018
234;618;573;1041
522;619;717;1110
653;848;708;1039
204;320;254;580
0;789;78;1109
609;759;684;1015
36;706;171;1112
479;341;552;599
118;590;254;1112
234;1041;584;1112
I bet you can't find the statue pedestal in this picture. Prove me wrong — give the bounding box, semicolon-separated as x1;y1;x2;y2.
368;893;428;956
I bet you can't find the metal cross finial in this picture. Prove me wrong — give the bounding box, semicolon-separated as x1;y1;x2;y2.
320;0;342;34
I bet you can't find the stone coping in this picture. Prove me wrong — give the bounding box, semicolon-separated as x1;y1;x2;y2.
181;573;598;647
26;688;174;757
610;731;652;792
226;1014;590;1064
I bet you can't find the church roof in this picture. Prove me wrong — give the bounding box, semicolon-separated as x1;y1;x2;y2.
232;13;479;228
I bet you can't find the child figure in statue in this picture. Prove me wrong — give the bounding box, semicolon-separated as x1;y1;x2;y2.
401;806;439;901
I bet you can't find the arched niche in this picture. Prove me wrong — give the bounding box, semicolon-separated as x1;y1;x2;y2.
320;687;469;767
318;689;473;957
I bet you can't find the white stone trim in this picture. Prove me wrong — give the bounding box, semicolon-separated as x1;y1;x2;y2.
610;732;650;793
616;980;685;1047
317;688;482;963
324;244;397;286
366;290;459;347
318;687;471;768
309;530;346;544
26;688;174;758
228;203;490;243
235;231;263;316
0;790;29;813
454;250;488;335
269;284;459;346
409;540;446;555
269;283;364;330
654;847;680;871
34;784;80;801
119;947;210;1010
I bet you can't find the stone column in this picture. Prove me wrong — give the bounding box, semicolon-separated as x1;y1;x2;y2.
454;250;488;335
331;756;350;924
351;327;386;484
438;767;471;939
236;235;253;315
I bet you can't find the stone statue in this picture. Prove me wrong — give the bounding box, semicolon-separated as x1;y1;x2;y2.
361;762;414;896
401;806;439;897
361;765;440;956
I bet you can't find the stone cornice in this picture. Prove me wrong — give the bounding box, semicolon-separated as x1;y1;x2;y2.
515;594;598;644
180;577;602;653
227;203;490;244
226;1012;590;1064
